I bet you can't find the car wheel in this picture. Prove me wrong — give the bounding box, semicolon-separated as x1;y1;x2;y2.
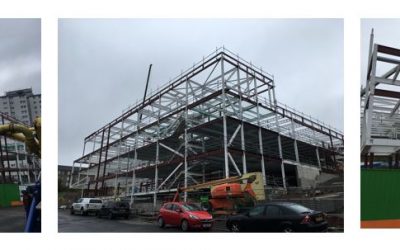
282;225;294;233
80;207;86;216
158;217;165;228
124;214;129;220
229;222;241;232
70;208;74;215
181;219;189;232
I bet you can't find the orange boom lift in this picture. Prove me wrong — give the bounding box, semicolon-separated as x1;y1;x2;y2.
173;172;265;215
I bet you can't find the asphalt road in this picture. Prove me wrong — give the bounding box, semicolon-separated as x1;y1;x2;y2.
0;206;26;232
58;209;228;233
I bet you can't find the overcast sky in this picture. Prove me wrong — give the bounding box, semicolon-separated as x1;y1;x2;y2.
0;19;41;95
59;19;344;165
361;19;400;87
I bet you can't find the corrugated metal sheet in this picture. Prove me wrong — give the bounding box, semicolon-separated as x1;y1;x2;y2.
0;184;20;207
361;169;400;220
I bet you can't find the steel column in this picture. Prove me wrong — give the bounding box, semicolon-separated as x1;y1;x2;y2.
237;67;247;174
130;148;137;207
253;72;266;184
221;56;229;178
100;127;112;193
316;147;321;169
0;137;5;183
94;129;106;195
2;117;12;182
153;94;162;209
184;78;189;202
15;143;22;184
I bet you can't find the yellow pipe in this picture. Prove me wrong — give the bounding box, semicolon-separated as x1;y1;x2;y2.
4;132;26;143
34;117;41;146
0;123;40;158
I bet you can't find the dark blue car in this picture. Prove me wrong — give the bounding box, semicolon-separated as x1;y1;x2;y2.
226;202;328;232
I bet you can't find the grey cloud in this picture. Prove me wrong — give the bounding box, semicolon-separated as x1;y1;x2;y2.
0;19;41;94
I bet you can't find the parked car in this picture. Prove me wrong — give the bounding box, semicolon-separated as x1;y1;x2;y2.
158;202;213;231
70;198;103;216
97;201;130;219
226;202;328;232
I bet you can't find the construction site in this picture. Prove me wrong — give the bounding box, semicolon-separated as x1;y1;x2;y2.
64;47;344;232
0;112;41;232
361;31;400;228
0;112;40;197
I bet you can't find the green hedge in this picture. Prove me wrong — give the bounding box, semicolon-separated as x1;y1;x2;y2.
0;184;20;207
361;169;400;220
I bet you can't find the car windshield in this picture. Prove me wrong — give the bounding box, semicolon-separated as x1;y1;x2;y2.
181;203;202;211
287;204;312;213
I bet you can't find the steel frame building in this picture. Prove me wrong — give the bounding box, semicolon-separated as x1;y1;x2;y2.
0;112;40;184
361;31;400;166
70;48;344;207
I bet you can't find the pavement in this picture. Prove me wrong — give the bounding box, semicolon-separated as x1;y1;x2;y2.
58;209;229;233
0;206;26;232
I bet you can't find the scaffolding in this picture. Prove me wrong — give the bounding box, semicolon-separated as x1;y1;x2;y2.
70;47;344;207
0;112;40;184
361;31;400;167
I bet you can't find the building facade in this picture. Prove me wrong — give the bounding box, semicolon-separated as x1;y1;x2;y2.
0;88;41;126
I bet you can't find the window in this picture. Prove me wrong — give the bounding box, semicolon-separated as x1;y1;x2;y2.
181;203;201;211
164;203;172;210
265;205;282;217
89;199;102;204
171;204;181;212
287;204;312;213
280;207;297;215
249;206;265;217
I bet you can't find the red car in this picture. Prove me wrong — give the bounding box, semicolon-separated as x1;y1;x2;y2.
158;202;213;231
